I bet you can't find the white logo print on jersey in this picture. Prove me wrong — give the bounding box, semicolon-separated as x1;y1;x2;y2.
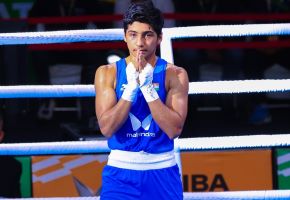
121;84;127;91
129;113;152;131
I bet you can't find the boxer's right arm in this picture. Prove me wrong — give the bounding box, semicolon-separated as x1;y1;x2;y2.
94;64;137;138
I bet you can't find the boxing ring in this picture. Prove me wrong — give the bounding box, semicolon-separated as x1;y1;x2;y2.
1;23;290;199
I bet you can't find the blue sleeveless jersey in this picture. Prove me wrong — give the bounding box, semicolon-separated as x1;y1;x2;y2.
107;57;173;153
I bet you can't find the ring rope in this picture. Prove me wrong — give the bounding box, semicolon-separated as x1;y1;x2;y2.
13;190;290;200
1;134;290;156
183;190;290;200
176;134;290;151
0;79;290;98
0;140;110;156
188;79;290;94
0;85;95;98
1;23;290;45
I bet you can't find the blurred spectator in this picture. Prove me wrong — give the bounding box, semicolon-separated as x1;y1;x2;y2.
28;0;115;88
172;0;248;135
243;0;290;124
28;0;114;124
245;45;290;124
173;0;245;82
0;113;22;198
0;18;29;124
244;0;290;14
28;0;113;85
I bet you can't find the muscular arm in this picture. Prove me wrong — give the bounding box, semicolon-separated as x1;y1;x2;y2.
147;65;189;139
94;65;132;138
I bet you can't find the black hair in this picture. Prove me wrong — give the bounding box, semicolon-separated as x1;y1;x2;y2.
123;0;164;36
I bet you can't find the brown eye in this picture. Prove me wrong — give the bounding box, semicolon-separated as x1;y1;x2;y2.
129;32;137;38
145;33;154;39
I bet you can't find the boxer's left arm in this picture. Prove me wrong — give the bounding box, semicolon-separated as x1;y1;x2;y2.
139;62;189;139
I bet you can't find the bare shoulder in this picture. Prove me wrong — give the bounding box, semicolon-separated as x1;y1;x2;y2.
94;63;116;84
165;63;189;93
95;63;116;77
166;63;189;88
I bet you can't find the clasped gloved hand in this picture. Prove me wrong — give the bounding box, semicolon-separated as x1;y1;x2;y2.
121;62;139;102
139;63;159;102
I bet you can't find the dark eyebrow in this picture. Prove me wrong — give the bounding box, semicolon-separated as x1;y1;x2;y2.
127;30;137;33
143;31;154;35
127;30;155;35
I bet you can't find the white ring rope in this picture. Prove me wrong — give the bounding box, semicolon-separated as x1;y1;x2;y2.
0;23;290;45
0;26;288;151
183;190;290;200
0;29;124;45
0;85;95;98
0;24;289;97
0;140;110;156
1;134;290;156
0;79;290;98
15;190;290;200
188;79;290;94
164;23;290;39
176;134;290;151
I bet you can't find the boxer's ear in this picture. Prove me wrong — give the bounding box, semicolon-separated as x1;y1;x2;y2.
157;33;162;45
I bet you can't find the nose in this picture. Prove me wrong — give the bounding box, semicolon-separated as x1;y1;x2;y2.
136;35;144;47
